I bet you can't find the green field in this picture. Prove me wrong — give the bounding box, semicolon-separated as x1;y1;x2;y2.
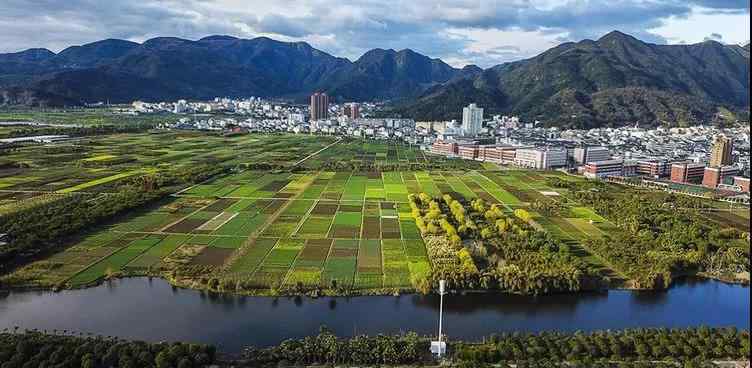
2;130;748;294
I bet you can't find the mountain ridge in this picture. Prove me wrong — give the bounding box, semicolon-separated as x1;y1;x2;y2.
393;31;749;127
1;32;748;126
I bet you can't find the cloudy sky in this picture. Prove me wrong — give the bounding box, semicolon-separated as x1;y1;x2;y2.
1;0;749;68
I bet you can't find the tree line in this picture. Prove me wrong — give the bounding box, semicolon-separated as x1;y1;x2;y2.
0;329;215;368
2;327;748;367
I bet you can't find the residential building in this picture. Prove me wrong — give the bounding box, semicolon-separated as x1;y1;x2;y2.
344;103;360;119
462;103;483;136
709;135;733;167
702;166;739;189
583;159;624;179
670;162;705;184
310;92;329;121
573;146;611;165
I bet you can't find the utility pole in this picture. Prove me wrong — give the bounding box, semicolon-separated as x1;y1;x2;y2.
431;279;447;358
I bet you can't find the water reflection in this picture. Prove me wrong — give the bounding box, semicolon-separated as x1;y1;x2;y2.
0;277;747;353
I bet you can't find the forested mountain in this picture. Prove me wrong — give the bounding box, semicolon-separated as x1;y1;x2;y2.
1;31;749;127
395;31;750;127
0;35;463;105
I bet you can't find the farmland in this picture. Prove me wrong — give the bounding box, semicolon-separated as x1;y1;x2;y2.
1;131;749;295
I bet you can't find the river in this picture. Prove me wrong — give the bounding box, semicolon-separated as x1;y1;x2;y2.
0;277;748;353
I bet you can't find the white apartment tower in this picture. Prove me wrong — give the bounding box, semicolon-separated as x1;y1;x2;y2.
462;103;483;136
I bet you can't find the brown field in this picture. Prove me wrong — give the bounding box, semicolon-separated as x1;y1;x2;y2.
311;203;338;215
362;217;381;239
190;247;234;266
262;199;287;214
204;198;238;212
339;204;363;212
164;218;206;233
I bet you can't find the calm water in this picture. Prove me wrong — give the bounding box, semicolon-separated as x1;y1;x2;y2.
0;277;748;353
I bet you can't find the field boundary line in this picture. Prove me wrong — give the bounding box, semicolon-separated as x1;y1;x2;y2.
293;137;342;167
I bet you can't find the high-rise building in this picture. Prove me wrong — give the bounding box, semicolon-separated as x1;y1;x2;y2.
348;103;360;120
709;135;733;167
462;103;483;136
310;92;329;121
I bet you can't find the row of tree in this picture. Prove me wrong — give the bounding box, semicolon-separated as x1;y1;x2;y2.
455;327;749;365
0;330;215;368
3;327;747;367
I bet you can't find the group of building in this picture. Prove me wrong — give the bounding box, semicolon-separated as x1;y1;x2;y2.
431;133;750;196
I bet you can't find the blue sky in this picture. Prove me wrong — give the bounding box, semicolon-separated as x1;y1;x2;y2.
1;0;749;68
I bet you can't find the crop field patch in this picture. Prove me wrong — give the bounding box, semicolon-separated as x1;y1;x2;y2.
163;218;207;233
362;217;381;239
357;239;382;273
127;234;191;269
209;236;247;249
204;198;239;212
261;216;300;237
338;204;363;212
226;238;278;274
196;212;238;231
190;247;234;266
399;220;421;240
311;203;338;215
262;199;287;214
380;218;401;239
295;216;333;238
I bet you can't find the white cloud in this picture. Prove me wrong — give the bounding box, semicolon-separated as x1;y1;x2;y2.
0;1;748;67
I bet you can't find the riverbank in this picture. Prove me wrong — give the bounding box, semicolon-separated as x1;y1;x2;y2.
3;268;748;298
1;277;747;353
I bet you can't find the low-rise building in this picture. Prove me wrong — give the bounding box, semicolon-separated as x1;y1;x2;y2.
702;166;739;189
733;176;750;193
458;144;480;160
583;159;624;179
670;162;705;184
636;160;671;178
574;146;611;165
431;141;458;156
514;148;567;169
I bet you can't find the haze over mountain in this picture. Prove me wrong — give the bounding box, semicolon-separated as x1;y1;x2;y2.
0;31;748;127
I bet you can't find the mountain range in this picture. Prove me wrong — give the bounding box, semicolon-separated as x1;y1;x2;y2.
0;31;748;127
